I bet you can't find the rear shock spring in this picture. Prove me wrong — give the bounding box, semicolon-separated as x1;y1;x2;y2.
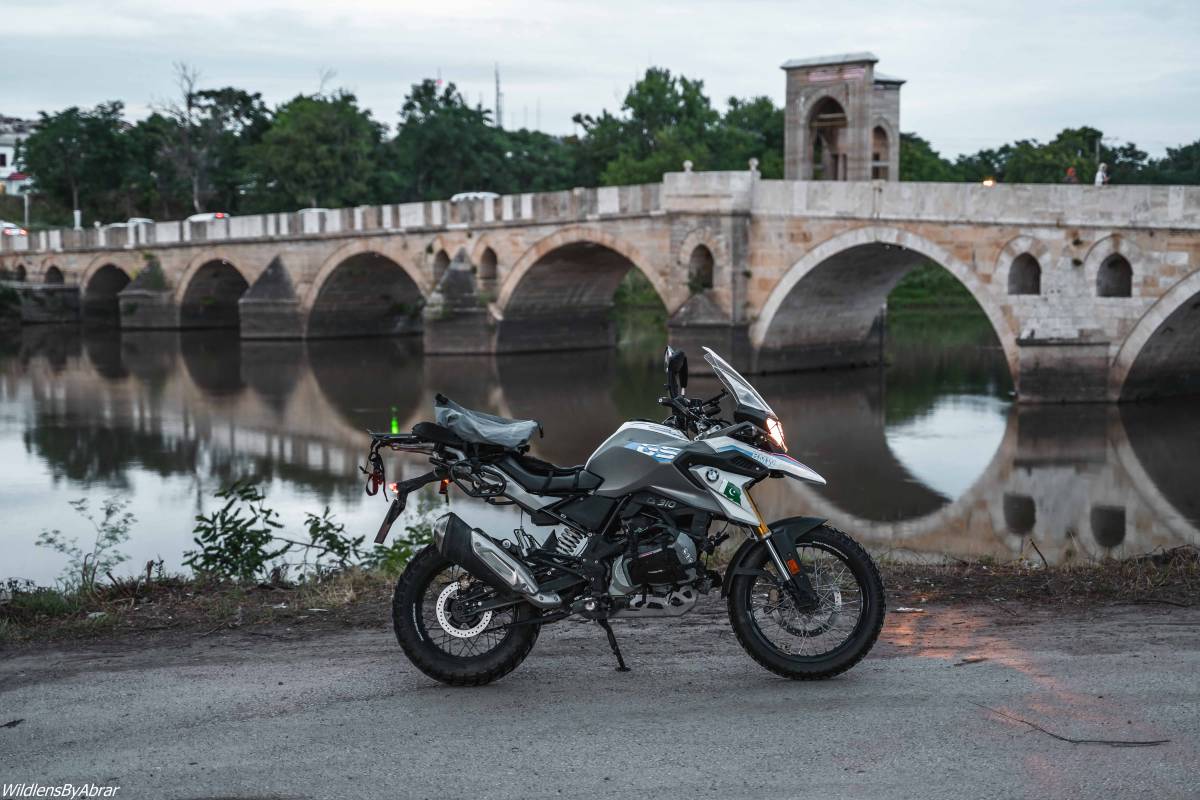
556;527;588;556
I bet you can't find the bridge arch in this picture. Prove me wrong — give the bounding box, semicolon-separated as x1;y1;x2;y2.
499;226;669;312
306;243;425;338
495;226;670;352
1111;264;1200;400
751;225;1019;380
43;266;64;285
492;225;672;350
81;255;139;320
176;252;252;328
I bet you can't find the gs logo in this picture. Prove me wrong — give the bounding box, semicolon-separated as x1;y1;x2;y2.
624;442;682;463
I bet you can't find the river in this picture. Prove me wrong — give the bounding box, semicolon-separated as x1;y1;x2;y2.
2;316;1197;585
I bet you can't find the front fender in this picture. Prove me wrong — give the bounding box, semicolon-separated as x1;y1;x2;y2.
719;516;827;597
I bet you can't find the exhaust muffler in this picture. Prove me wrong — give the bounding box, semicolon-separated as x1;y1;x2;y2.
434;513;561;609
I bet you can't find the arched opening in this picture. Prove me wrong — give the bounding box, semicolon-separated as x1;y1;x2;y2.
308;252;424;338
44;266;64;285
432;249;451;287
1003;493;1036;535
180;260;249;329
871;126;890;180
1008;253;1042;295
498;240;667;354
13;264;27;283
757;242;1013;384
1120;284;1200;400
687;245;714;294
477;247;498;294
83;264;131;321
809;97;848;181
1097;254;1132;297
1090;504;1126;549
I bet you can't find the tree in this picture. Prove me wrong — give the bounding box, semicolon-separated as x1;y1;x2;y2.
387;80;507;201
247;90;383;210
899;133;961;182
158;65;271;213
714;96;785;177
575;68;720;186
495;128;579;194
18;102;130;220
1141;139;1200;185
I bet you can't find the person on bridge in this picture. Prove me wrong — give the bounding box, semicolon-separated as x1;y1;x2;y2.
1094;162;1110;186
1064;166;1079;184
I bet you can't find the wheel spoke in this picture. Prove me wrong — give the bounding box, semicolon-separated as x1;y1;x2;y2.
419;566;513;658
746;542;866;660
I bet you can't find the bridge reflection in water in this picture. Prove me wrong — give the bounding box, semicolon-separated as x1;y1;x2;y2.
1;325;1196;583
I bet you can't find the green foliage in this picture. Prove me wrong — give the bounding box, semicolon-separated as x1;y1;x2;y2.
899;133;959;182
2;579;82;619
303;506;365;572
133;252;168;290
36;497;133;591
247;91;384;210
360;489;439;576
185;480;288;581
888;261;978;311
1140;139;1200;185
18;102;132;217
386;80;508;201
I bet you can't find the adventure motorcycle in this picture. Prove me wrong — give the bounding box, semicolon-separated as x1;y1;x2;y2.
363;347;885;685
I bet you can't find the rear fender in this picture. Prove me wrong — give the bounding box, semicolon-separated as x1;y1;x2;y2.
720;516;827;597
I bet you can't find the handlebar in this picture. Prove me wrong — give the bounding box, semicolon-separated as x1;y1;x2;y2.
658;389;728;435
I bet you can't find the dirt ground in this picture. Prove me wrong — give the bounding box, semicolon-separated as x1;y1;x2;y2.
2;598;1198;799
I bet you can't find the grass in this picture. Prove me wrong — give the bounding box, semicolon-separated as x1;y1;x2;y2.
3;547;1197;645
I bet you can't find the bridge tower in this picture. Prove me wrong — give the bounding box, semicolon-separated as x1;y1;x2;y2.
783;52;903;182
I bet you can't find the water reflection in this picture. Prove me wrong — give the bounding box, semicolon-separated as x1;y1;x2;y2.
1;323;1197;583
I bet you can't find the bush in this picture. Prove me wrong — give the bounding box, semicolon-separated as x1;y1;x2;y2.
185;480;289;581
36;498;133;592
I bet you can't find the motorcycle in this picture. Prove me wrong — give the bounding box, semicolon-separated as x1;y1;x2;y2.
363;346;885;685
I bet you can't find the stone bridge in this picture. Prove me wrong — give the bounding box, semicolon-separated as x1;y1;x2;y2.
2;170;1199;402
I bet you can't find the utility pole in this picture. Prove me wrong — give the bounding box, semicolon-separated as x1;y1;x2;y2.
494;63;503;129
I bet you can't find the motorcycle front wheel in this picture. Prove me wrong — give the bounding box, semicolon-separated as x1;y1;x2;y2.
393;545;540;686
728;525;885;680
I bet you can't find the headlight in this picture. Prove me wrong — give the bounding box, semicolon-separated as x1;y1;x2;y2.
766;417;787;452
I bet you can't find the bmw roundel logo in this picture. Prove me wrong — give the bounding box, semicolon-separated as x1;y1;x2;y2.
705;468;720;483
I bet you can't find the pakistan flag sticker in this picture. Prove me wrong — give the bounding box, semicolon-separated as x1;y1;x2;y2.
723;482;742;505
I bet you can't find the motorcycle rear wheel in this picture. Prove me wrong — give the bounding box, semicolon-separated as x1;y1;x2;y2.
727;525;885;680
393;545;540;686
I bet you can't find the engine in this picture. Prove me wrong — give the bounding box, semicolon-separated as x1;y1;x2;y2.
608;521;702;616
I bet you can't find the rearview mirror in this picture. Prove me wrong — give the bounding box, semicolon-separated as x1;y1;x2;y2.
664;346;689;398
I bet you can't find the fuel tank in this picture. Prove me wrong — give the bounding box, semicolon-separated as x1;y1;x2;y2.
584;421;722;513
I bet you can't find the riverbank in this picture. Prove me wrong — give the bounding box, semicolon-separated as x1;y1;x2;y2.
3;547;1195;647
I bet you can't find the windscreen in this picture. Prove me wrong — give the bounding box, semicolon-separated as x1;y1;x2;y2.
701;347;775;417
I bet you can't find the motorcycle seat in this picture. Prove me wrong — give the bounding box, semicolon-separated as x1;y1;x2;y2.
499;453;603;496
434;393;540;449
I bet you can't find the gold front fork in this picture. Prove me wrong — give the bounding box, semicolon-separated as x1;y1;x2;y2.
746;488;771;538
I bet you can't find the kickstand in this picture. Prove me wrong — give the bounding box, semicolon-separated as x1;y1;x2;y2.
596;618;630;672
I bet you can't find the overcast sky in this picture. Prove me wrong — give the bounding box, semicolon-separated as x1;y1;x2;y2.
3;0;1197;157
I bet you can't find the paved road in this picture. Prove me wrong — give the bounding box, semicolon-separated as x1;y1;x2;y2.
2;601;1198;800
